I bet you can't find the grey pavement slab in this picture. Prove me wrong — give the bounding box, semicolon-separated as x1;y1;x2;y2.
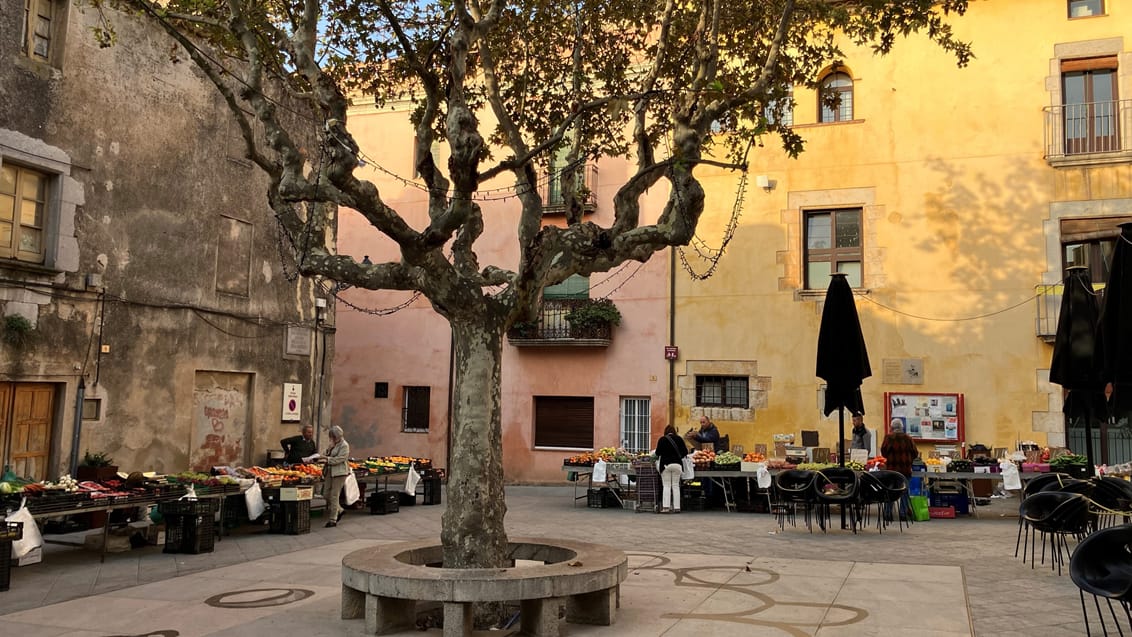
0;487;1091;635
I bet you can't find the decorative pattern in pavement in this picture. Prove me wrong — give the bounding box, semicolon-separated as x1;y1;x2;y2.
630;553;868;637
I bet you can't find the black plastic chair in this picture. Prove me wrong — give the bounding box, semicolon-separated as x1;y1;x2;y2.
1090;477;1132;530
1070;523;1132;636
1021;491;1093;575
1016;472;1075;559
871;470;910;533
813;468;860;533
772;470;816;532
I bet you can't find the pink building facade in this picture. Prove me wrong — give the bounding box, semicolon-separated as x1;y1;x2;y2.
331;102;671;483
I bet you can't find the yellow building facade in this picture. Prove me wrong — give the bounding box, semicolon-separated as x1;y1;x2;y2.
673;0;1132;460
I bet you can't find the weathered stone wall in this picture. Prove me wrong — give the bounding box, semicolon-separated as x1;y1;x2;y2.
0;1;332;477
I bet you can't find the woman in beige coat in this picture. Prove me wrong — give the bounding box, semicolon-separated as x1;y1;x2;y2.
322;425;351;527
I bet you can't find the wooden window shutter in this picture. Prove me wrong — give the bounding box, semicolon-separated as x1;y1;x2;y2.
533;396;594;448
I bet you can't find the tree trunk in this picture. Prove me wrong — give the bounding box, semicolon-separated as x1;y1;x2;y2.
441;317;509;570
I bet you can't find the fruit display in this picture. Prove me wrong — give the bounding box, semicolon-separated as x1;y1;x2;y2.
691;449;715;469
742;452;766;462
865;456;887;470
796;462;837;471
844;461;866;471
764;458;797;470
713;451;742;468
564;449;647;466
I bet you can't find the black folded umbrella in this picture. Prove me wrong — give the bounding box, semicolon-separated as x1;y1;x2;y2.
1050;266;1103;471
1097;223;1132;428
817;273;872;468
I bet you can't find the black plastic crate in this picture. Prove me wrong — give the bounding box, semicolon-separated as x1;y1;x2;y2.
163;514;215;554
398;491;417;506
222;493;248;529
929;491;970;515
681;495;706;512
587;488;616;509
158;498;219;517
269;500;311;535
368;491;399;515
422;478;442;505
0;521;22;542
0;539;11;592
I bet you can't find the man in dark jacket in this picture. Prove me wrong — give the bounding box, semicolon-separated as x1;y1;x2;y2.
691;416;721;448
281;424;317;465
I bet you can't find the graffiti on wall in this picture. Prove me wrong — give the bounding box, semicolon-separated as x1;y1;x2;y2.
191;373;251;470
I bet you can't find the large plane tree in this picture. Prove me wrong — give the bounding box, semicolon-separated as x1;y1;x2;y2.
103;0;971;570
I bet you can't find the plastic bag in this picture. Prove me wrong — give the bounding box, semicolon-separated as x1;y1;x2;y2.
592;459;607;482
681;456;695;480
244;482;266;520
343;472;360;505
909;495;931;522
1001;460;1022;490
404;467;421;495
8;499;43;558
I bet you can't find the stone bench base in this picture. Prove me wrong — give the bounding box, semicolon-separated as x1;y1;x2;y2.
341;537;628;636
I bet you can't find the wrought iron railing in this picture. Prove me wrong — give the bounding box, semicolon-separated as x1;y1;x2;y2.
542;163;599;215
1044;99;1131;159
507;298;613;343
1035;282;1107;340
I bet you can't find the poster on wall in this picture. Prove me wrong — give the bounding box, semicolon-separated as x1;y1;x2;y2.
884;392;965;443
282;382;302;421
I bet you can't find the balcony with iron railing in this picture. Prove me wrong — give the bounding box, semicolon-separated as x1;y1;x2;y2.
1034;282;1107;342
541;163;598;215
506;298;615;347
1044;99;1132;167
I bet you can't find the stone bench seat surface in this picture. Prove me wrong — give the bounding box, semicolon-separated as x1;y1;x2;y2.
342;537;628;603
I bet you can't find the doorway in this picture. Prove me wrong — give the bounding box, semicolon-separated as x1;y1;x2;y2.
0;382;56;481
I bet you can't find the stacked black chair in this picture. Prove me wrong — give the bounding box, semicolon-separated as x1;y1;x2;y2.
772;470;816;532
1070;523;1132;636
812;468;860;534
872;470;911;533
854;471;887;531
1089;477;1132;530
1020;491;1093;576
1016;472;1075;560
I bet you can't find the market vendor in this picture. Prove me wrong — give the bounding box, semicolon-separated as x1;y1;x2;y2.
689;416;721;449
281;424;317;465
850;415;872;454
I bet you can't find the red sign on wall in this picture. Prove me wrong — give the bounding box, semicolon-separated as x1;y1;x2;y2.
664;346;679;361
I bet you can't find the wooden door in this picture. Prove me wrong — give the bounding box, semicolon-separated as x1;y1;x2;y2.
0;384;10;473
8;384;54;480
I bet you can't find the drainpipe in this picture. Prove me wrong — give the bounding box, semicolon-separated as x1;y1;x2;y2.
668;247;676;424
69;377;86;474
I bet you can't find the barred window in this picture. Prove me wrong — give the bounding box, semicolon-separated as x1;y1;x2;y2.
695;376;749;409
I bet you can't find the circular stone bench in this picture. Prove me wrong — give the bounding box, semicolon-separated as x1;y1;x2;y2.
341;537;628;637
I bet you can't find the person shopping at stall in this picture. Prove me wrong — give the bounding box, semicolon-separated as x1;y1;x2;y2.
656;424;690;514
881;419;919;521
280;424;317;465
317;425;351;527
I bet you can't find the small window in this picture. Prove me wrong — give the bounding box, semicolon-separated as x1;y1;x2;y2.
619;397;651;453
1069;0;1104;18
402;386;430;432
804;208;862;289
0;163;49;264
21;0;56;62
695;376;749;409
533;396;594;448
818;71;853;123
82;398;102;421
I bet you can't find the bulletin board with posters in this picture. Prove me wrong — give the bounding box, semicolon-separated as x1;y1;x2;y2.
884;392;965;443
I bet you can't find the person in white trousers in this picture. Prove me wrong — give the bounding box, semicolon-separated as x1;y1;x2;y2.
656;424;690;513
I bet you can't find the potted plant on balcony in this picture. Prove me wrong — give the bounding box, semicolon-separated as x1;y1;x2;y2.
564;298;622;339
76;450;119;482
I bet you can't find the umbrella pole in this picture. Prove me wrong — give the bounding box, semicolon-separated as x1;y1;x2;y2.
1084;401;1096;477
839;407;848;530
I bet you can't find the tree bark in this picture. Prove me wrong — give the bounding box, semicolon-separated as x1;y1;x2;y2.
441;316;509;570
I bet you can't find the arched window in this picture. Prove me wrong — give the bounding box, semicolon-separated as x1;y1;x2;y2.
818;71;853;123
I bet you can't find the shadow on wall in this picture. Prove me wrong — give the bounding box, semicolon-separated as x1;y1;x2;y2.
334;403;382;456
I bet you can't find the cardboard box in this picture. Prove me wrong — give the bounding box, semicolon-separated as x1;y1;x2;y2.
740;461;766;474
280;486;313;501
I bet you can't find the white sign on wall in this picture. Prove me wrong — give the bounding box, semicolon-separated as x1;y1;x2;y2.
282;382;302;421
